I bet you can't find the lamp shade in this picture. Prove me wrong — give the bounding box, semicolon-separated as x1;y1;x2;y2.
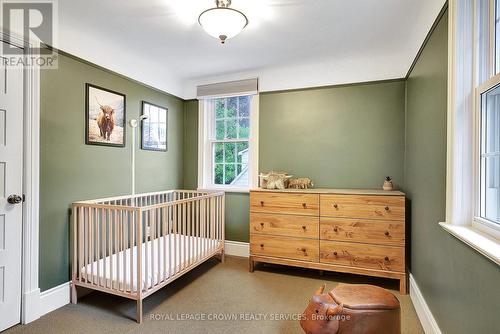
198;7;248;43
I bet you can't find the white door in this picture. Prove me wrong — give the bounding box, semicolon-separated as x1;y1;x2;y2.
0;41;24;331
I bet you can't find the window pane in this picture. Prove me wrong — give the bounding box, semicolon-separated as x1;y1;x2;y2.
224;164;236;184
238;118;250;139
227;97;238;117
215;120;225;140
214;164;224;185
483;155;500;222
214;143;223;163
481;83;500;224
485;90;500;153
216;100;225;119
239;96;250;117
225;118;238;139
236;142;249;163
224;143;236;163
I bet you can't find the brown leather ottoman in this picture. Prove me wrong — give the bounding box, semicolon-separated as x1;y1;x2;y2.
301;284;401;334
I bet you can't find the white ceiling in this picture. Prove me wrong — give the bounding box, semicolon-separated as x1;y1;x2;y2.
58;0;446;99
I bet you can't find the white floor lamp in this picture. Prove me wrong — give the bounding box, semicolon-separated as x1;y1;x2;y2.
129;114;148;205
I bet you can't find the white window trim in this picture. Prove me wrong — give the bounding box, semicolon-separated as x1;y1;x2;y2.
197;94;259;193
443;0;500;266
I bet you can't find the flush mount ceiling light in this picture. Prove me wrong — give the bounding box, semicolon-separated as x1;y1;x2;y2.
198;0;248;44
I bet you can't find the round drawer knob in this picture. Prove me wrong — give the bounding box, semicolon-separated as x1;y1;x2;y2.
260;244;264;248
260;201;265;206
333;251;338;256
333;227;338;232
260;223;265;227
302;203;307;208
384;256;390;261
302;226;307;230
384;231;390;236
385;206;390;211
301;248;307;252
333;203;338;209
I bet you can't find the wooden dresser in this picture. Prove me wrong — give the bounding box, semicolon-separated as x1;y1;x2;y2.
249;189;407;294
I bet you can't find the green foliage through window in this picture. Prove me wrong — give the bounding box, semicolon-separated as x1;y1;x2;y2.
211;95;251;186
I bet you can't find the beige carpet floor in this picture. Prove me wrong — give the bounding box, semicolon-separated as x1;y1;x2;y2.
6;257;423;334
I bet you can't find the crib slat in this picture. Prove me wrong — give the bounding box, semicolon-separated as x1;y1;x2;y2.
156;208;161;285
183;202;186;271
129;210;134;292
197;199;201;261
186;202;192;267
148;210;155;287
78;207;83;283
145;210;149;290
168;205;172;279
102;209;107;289
72;206;77;288
136;208;143;296
116;209;120;291
108;209;113;290
163;207;167;282
174;203;178;275
122;210;126;291
115;209;120;290
96;208;101;286
91;208;96;285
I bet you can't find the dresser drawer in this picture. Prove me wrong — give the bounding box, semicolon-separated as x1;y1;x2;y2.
320;195;404;221
250;192;319;216
250;213;319;239
250;235;319;262
320;240;404;272
320;218;405;246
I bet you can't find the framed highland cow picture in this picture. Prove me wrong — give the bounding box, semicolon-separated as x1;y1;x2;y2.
141;101;168;152
85;83;126;147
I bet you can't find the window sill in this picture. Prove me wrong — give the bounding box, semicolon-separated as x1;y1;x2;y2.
198;187;250;194
439;222;500;266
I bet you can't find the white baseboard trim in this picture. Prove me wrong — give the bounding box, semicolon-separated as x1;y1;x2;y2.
409;274;442;334
225;240;249;258
38;282;70;317
22;288;40;323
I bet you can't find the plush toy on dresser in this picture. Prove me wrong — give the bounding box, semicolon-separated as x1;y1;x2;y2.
259;171;292;189
288;177;314;189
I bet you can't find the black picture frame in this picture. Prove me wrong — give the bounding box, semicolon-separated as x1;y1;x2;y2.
85;83;126;147
141;101;168;152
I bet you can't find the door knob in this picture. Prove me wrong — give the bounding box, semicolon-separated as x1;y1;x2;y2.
7;194;23;205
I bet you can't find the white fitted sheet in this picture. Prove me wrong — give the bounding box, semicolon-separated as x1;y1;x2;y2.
81;234;221;292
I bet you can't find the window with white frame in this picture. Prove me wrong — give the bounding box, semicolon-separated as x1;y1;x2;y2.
477;75;500;231
444;1;500;262
198;86;259;192
473;0;500;238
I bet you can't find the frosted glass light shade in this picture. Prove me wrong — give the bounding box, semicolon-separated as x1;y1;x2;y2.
198;7;248;43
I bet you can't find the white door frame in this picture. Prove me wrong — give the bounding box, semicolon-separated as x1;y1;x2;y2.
1;30;41;324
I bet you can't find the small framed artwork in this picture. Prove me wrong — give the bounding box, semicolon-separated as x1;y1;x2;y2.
141;101;168;152
85;83;126;147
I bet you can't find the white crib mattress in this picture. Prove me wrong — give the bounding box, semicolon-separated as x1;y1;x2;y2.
81;234;221;292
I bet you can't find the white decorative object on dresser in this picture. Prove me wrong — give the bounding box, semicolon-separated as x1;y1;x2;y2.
249;188;408;294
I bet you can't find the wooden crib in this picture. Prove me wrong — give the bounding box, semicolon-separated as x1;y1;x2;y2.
71;190;225;323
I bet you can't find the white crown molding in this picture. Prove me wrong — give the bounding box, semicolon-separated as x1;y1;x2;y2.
409;274;442;334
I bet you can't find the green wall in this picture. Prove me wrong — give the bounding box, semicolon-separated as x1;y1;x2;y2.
404;10;500;333
40;53;184;291
183;80;406;242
